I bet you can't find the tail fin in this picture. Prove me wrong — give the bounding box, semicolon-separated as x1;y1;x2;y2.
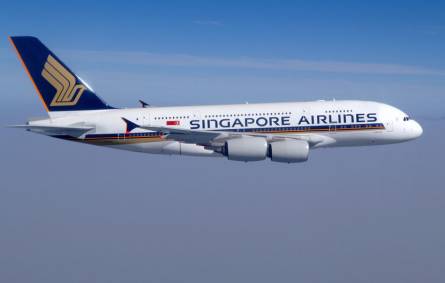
9;36;112;112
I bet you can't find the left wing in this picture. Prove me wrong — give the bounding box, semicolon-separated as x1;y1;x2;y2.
123;118;334;147
139;125;233;145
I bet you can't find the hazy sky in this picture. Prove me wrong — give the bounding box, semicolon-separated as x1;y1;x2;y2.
0;1;444;282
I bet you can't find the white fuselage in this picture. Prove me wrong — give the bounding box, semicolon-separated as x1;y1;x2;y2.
8;36;423;162
30;100;423;160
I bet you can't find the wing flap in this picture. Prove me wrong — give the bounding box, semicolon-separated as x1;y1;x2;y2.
139;125;323;146
140;125;222;144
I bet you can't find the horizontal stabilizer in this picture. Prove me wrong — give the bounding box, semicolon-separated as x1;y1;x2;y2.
8;124;94;137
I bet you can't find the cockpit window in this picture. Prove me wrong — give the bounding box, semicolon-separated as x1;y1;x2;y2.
403;116;410;121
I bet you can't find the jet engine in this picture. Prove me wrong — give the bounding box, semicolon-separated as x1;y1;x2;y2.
268;140;309;163
223;137;268;162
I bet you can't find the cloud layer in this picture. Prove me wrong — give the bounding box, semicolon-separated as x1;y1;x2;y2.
64;50;445;76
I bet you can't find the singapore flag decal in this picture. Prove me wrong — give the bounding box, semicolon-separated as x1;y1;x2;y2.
166;120;180;126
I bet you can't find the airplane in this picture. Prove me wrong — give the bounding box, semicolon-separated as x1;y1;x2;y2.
8;36;423;163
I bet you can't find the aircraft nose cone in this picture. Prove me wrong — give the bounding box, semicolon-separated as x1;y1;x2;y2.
411;120;423;139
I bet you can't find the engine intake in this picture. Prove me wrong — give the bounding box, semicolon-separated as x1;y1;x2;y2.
224;137;268;162
268;140;309;163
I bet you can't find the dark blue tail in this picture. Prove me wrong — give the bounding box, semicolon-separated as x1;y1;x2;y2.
9;36;112;112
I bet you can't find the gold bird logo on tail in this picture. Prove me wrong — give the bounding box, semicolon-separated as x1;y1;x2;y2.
41;55;86;106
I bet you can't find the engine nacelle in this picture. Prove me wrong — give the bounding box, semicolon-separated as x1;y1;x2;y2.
268;140;309;163
224;137;268;162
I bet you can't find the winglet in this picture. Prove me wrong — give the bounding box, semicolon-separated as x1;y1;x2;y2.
121;117;140;133
139;100;150;108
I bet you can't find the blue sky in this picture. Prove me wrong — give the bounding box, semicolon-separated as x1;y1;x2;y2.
1;1;445;283
1;0;445;116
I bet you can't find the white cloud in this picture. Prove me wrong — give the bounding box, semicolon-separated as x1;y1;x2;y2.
421;25;445;36
3;46;443;76
62;50;445;76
